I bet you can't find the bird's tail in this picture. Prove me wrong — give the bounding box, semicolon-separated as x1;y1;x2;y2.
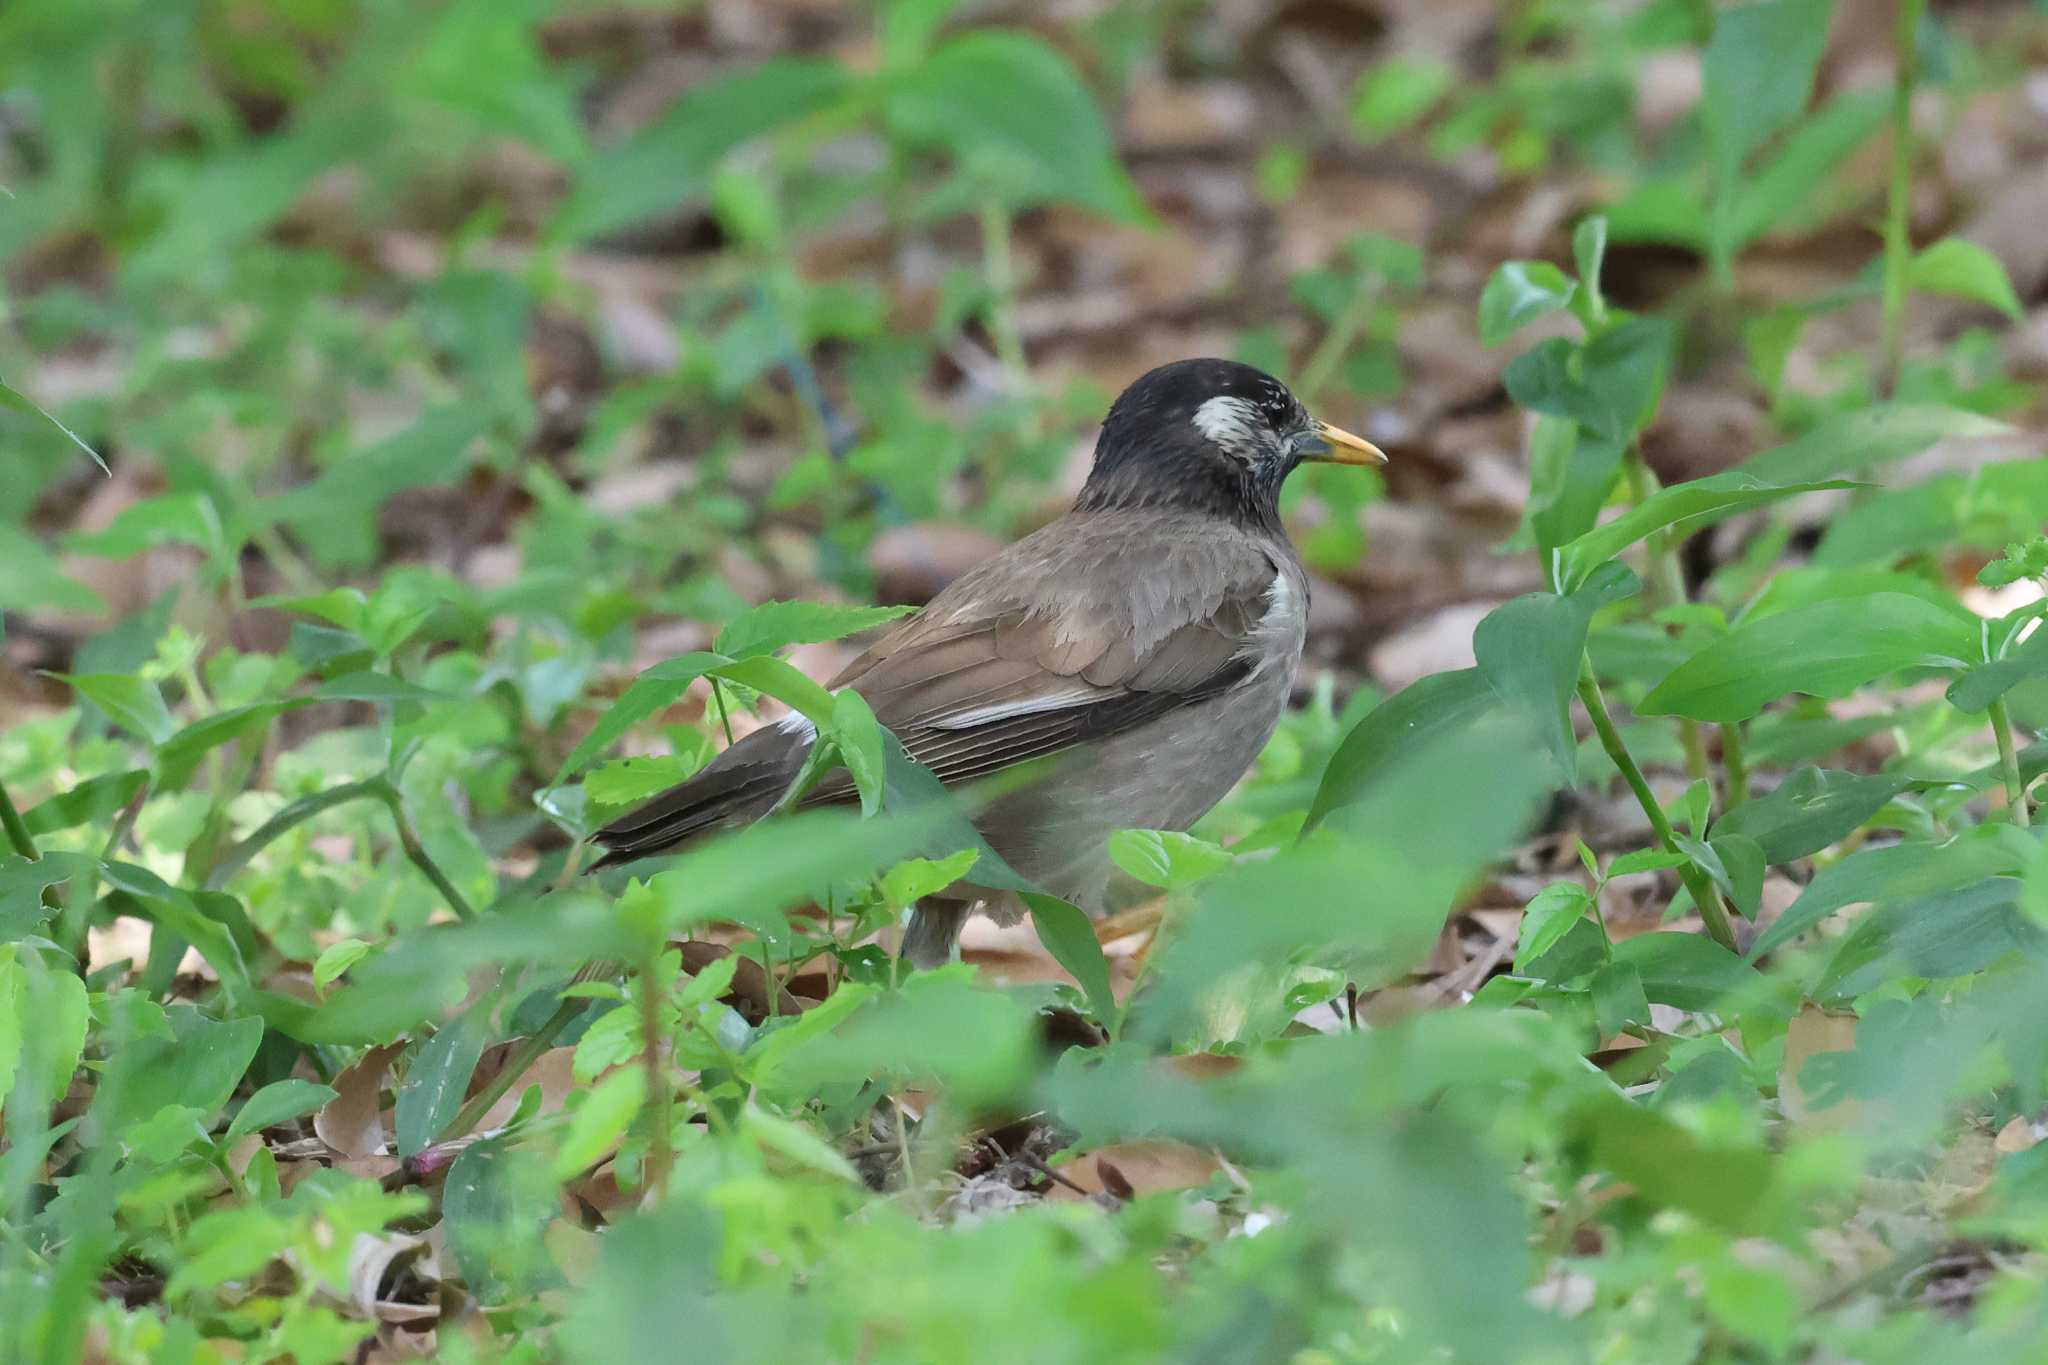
585;724;810;871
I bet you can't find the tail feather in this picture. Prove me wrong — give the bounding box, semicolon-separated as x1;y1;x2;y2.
586;722;810;870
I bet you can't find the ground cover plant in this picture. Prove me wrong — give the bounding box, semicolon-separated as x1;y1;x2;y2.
3;0;2048;1360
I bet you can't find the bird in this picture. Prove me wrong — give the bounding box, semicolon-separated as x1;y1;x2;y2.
588;358;1386;965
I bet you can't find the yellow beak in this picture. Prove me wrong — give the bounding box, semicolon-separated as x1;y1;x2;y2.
1303;419;1388;467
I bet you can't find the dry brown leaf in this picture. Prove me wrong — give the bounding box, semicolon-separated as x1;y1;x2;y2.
1781;1007;1860;1130
317;1042;404;1161
1043;1141;1223;1202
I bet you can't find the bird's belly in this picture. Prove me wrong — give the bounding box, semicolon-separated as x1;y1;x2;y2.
969;673;1292;914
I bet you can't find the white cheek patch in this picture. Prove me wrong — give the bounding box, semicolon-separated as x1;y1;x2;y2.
1191;395;1264;460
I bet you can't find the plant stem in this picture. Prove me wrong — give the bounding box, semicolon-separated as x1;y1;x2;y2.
0;777;37;861
372;777;477;923
1878;0;1928;399
978;198;1032;404
639;945;674;1199
1621;448;1712;795
205;777;385;889
1989;698;2031;828
436;994;585;1145
1576;663;1740;953
1296;285;1379;406
1719;722;1750;811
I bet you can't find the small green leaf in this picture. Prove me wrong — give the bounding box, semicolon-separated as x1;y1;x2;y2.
1308;669;1502;829
1610;932;1750;1010
1478;262;1576;346
1514;882;1596;970
555;651;727;783
1608;849;1691;878
1750;824;2034;957
1350;55;1453;138
312;939;373;994
225;1079;339;1145
1106;829;1235;890
1947;622;2048;714
1021;892;1117;1026
54;673;176;746
1504;318;1674;443
1907;237;2023;319
395;998;495;1156
879;849;980;910
553;1067;647;1178
1710;768;1928;863
1557;472;1859;590
714;600;917;660
1701;0;1832;184
1572;217;1609;317
1590;962;1648;1036
583;751;709;808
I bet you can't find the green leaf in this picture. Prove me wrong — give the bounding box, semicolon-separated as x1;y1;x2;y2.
1738;403;2013;484
1557;471;1858;590
1473;567;1637;782
1725;90;1887;252
1106;829;1234;891
1525;420;1625;562
1572;217;1609;317
828;689;887;817
1701;0;1832;184
1908;237;2024;319
555;651;726;783
0;376;108;473
1350;55;1453;138
879;849;980;910
225;1079;339;1145
1750;824;2034;957
312;938;373;993
396;996;496;1156
1639;593;1978;722
0;525;102;615
23;770;149;836
1477;262;1576;346
583;753;707;809
1021;892;1118;1026
1817;878;2043;999
1590;962;1648;1036
96;1007;264;1133
1947;622;2048;714
714;601;916;659
553;1068;646;1179
1503;317;1674;443
156;702;308;792
1710;767;1928;863
738;1103;861;1183
883;31;1149;223
1608;849;1691;877
54;673;176;746
1514;883;1596;971
1610;932;1750;1010
1307;668;1502;829
710;655;835;725
552;59;852;242
314;672;450;705
64;492;224;560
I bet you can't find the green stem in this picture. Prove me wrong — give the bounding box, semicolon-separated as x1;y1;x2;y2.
1296;285;1378;406
1990;698;2031;828
0;777;39;861
205;778;385;890
436;993;586;1144
977;198;1032;402
1577;663;1740;953
1719;722;1750;812
371;777;477;923
1622;448;1712;796
639;944;675;1199
1878;0;1928;399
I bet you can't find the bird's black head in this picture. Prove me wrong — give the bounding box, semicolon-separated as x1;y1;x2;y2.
1075;359;1385;531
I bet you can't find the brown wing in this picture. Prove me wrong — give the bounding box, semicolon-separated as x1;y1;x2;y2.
826;575;1275;790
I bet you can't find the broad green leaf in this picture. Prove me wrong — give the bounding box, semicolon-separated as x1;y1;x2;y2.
1817;878;2043;999
828;688;887;817
1477;261;1575;346
739;1104;861;1183
0;853;92;942
711;655;835;725
1738;403;2013;484
1710;767;1930;863
1610;932;1751;1010
1908;237;2024;319
1750;823;2034;957
1639;593;1978;722
1474;566;1637;782
225;1079;339;1145
552;59;851;242
94;1007;264;1133
1021;892;1118;1026
1557;471;1857;590
583;753;707;809
1514;883;1596;971
714;600;916;660
1307;668;1501;829
883;32;1149;223
255;586;369;633
1681;833;1765;920
1608;849;1691;877
1724;90;1887;250
156;701;308;792
100;860;252;993
1106;829;1234;890
315;671;450;704
0;524;102;614
1524;419;1625;562
1591;961;1648;1036
396;996;495;1155
64;492;224;560
1701;0;1832;184
55;673;176;746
